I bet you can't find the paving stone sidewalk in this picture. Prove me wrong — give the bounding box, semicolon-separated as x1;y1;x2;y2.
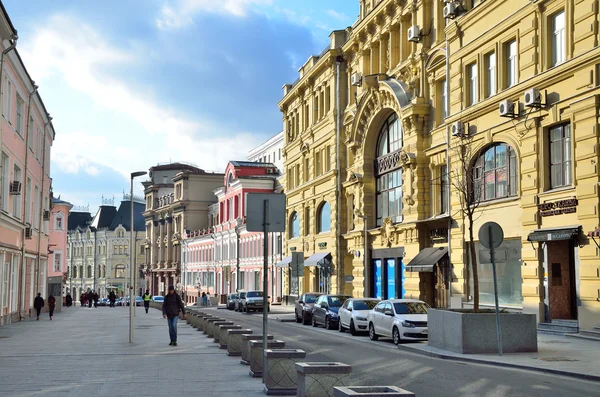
0;306;265;397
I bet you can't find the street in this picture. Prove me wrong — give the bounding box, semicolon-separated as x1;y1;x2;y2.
201;306;599;397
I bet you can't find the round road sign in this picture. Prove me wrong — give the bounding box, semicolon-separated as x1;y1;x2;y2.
478;222;504;249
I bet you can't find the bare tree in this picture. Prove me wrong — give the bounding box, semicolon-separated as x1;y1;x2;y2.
451;134;482;312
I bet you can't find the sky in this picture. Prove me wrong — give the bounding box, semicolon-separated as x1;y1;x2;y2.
3;0;358;212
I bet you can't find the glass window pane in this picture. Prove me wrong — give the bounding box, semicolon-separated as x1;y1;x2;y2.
382;191;389;218
485;171;495;199
509;153;517;195
496;145;507;167
551;164;562;187
563;131;571;161
484;148;495;171
496;169;507;197
564;161;572;185
550;140;562;164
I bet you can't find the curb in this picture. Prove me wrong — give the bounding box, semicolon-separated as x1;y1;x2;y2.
396;344;600;382
276;317;297;323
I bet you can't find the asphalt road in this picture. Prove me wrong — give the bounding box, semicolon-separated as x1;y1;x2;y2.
199;307;599;397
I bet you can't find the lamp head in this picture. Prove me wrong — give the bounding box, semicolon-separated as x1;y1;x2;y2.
131;171;147;178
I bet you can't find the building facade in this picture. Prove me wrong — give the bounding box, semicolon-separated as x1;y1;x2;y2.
279;0;600;331
0;4;56;326
48;197;72;309
142;163;223;296
66;196;146;299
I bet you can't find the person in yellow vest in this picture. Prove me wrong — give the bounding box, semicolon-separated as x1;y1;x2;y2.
143;290;152;313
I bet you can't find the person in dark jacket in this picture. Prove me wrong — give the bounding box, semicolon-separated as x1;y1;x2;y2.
93;292;99;308
162;286;186;346
47;295;56;320
65;293;72;307
34;293;44;320
80;292;86;307
109;291;116;307
88;291;93;308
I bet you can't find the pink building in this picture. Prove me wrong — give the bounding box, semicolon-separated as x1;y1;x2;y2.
182;161;284;304
48;197;71;308
0;5;56;325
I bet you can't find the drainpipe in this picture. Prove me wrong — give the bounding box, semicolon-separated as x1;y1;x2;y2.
335;55;344;294
445;38;453;307
18;82;38;319
35;115;51;299
0;33;18;151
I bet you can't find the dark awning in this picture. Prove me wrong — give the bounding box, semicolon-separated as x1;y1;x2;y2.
275;256;292;267
527;226;581;242
304;252;331;267
405;247;448;272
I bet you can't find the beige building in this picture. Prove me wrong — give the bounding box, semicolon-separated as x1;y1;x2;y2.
280;0;600;333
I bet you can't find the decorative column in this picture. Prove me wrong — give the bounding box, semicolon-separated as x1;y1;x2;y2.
379;32;389;74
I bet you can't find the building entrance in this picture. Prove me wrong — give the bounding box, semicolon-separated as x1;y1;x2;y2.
546;240;577;320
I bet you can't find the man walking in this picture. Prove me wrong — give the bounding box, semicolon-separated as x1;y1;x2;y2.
93;291;99;308
65;292;72;307
108;291;116;307
88;291;93;308
143;290;152;313
162;286;185;346
34;293;44;320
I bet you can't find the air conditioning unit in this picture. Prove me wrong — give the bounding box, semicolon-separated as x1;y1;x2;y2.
443;3;457;19
451;121;465;137
9;181;21;195
43;210;50;221
408;25;421;43
499;99;517;117
25;227;32;239
524;88;542;107
351;73;362;87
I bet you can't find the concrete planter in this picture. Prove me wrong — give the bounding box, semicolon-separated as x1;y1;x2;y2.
241;334;274;364
218;325;242;348
211;321;234;341
295;362;352;397
333;387;415;397
205;318;223;337
226;329;253;356
199;315;215;331
263;349;306;396
427;309;538;354
248;340;285;378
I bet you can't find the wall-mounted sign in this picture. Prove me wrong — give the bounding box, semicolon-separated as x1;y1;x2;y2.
537;197;578;217
430;228;448;241
318;242;327;249
344;275;354;283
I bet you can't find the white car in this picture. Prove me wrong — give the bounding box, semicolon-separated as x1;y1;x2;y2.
338;298;380;335
367;299;429;345
152;296;164;303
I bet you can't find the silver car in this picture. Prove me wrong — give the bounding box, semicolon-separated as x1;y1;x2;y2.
241;290;269;313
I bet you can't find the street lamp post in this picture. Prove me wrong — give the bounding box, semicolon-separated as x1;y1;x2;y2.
129;171;147;344
235;218;242;292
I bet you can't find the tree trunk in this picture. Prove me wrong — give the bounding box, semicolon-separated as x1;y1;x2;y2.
468;216;479;312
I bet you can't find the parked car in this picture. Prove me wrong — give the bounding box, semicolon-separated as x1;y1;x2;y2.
234;292;246;312
295;293;322;325
99;297;110;306
338;298;380;335
152;296;164;303
135;296;143;306
311;295;352;330
227;293;238;310
241;290;269;313
367;299;429;345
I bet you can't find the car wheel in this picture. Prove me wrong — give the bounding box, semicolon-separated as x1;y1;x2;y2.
350;320;357;336
302;312;310;326
393;326;401;345
369;323;378;341
312;316;318;327
338;319;345;333
325;316;332;330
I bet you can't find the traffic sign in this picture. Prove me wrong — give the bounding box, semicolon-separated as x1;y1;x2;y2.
478;222;504;249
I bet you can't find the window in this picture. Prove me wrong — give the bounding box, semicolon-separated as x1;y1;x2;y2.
549;124;571;188
315;151;322;176
440;165;449;214
36;129;41;160
473;144;518;201
375;113;403;226
56;215;63;230
305;207;311;236
485;52;496;98
550;11;566;67
4;79;12;122
317;202;331;233
506;40;518;88
0;152;8;210
86;265;92;278
115;265;126;278
28;116;34;150
15;94;24;136
33;186;39;226
12;165;21;218
25;178;31;223
468;63;478;106
54;252;62;272
440;79;447;121
289;211;300;238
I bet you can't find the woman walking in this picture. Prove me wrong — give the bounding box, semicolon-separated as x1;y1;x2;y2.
47;294;56;320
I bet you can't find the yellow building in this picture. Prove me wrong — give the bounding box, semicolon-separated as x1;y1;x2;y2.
280;0;600;332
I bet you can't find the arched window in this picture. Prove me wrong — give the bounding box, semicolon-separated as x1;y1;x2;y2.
375;113;403;226
72;266;77;278
472;143;517;201
317;202;331;233
86;265;92;278
115;265;126;278
289;212;300;238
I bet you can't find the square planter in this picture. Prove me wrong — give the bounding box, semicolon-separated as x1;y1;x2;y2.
249;340;285;378
427;309;538;354
263;349;306;396
199;315;215;331
211;321;234;341
333;386;415;397
226;329;253;356
241;334;274;364
219;325;242;349
296;362;351;397
205;318;224;337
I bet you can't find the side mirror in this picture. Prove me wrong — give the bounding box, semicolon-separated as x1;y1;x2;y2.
320;302;328;308
385;310;394;316
298;300;304;305
347;308;353;312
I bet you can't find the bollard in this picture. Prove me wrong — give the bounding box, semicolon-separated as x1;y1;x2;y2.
248;340;285;378
218;325;242;349
211;321;233;341
205;318;223;336
295;362;352;397
263;349;306;396
332;386;415;397
226;329;253;356
241;334;274;364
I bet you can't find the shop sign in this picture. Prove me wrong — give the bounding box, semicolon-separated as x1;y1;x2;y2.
537;197;578;217
430;228;448;241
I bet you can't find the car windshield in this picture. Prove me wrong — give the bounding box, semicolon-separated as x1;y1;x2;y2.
231;294;238;299
239;292;246;299
393;302;429;314
304;295;319;303
353;300;379;310
247;291;263;298
328;296;349;307
154;297;164;301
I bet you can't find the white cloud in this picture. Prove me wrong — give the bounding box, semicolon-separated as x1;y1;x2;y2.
156;0;274;30
19;14;261;182
325;9;348;21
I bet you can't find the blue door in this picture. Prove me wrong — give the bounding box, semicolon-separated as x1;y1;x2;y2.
374;259;383;299
386;259;396;299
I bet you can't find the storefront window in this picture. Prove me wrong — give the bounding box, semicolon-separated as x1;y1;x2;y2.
469;239;523;307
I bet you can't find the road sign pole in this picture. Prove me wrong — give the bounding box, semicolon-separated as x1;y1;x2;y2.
488;225;503;356
262;199;269;384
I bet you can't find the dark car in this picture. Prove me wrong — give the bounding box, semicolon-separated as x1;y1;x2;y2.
234;292;246;312
227;293;238;310
295;293;323;325
311;294;352;330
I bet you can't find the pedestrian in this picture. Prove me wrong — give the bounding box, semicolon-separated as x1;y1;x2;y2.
206;291;212;306
109;291;116;308
65;293;72;307
88;291;93;308
33;293;44;320
162;285;185;346
47;294;56;320
93;292;99;308
80;292;86;307
143;289;152;313
201;292;207;306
